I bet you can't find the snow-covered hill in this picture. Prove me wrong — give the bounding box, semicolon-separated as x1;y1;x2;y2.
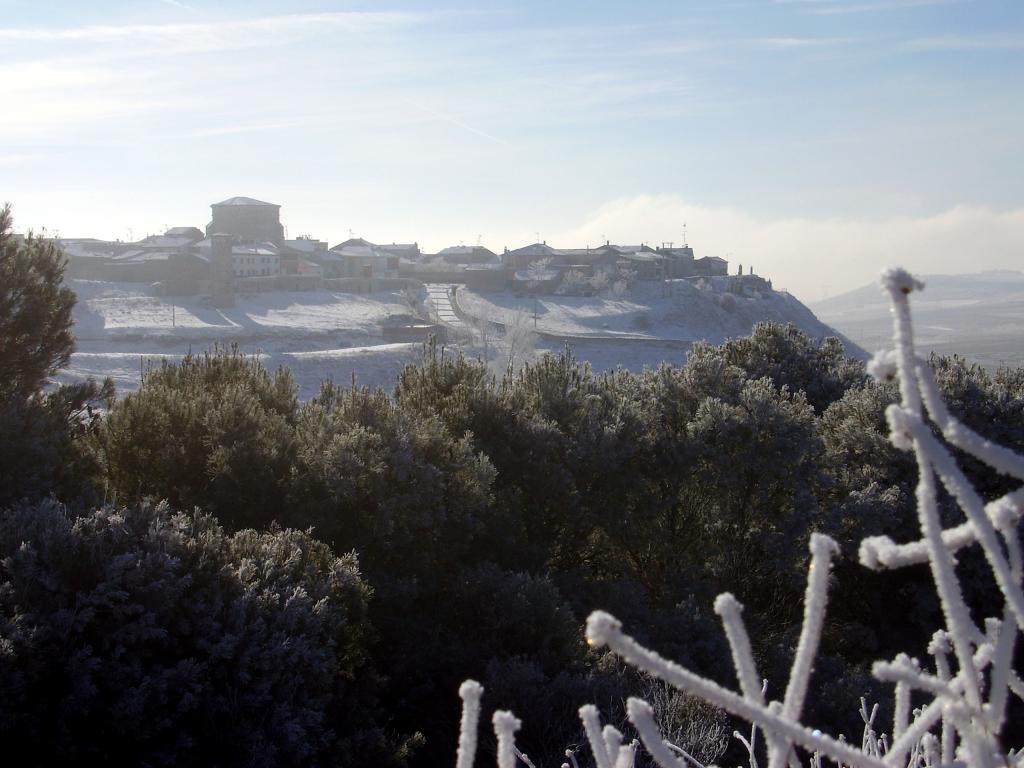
457;279;861;369
61;279;857;398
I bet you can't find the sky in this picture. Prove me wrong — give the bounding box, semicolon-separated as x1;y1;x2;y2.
1;0;1022;300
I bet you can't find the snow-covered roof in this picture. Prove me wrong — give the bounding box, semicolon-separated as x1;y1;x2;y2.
232;242;279;256
437;245;499;263
57;238;123;255
507;242;557;258
606;244;656;254
211;196;279;207
113;250;170;263
139;235;197;249
333;244;391;260
621;252;663;263
377;243;419;254
282;238;326;253
60;242;117;259
330;237;375;251
696;255;727;263
194;237;278;256
165;226;203;238
439;245;494;256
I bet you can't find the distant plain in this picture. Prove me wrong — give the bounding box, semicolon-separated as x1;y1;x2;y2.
812;271;1024;370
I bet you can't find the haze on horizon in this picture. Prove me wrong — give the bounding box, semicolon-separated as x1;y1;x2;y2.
2;0;1022;301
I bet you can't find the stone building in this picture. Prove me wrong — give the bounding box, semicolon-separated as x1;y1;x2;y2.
206;197;284;245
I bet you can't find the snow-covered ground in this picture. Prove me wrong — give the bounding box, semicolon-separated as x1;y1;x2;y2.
60;279;854;399
71;280;408;342
62;281;422;396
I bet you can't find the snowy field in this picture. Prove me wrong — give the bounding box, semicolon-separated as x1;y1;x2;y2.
59;342;423;399
62;281;422;396
71;280;408;342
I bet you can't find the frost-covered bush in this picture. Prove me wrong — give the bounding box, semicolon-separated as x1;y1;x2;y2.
0;500;399;768
688;322;866;414
558;269;593;296
93;348;299;528
287;381;495;567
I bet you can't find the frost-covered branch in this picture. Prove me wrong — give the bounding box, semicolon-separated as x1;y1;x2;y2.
494;710;522;768
586;610;884;768
457;680;484;768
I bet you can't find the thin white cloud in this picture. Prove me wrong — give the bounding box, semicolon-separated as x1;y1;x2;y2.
811;0;957;14
0;10;425;140
0;11;416;44
553;195;1024;301
756;36;854;49
901;34;1024;52
400;96;511;147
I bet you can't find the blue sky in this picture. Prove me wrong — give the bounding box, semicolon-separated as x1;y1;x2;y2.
2;0;1022;299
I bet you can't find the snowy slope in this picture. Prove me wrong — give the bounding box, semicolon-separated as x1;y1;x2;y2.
458;280;857;349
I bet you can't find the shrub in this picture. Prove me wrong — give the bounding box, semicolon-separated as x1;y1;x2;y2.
93;348;299;529
689;322;866;413
0;499;399;768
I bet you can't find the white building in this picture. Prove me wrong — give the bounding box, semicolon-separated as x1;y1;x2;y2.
231;242;280;277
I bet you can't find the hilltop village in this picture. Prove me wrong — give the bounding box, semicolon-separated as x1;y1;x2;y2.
40;195;848;397
55;196;771;301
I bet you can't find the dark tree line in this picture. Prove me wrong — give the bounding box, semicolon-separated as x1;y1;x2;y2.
3;204;1022;766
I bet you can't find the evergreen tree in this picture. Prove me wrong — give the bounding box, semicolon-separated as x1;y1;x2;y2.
0;204;110;506
0;204;76;401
